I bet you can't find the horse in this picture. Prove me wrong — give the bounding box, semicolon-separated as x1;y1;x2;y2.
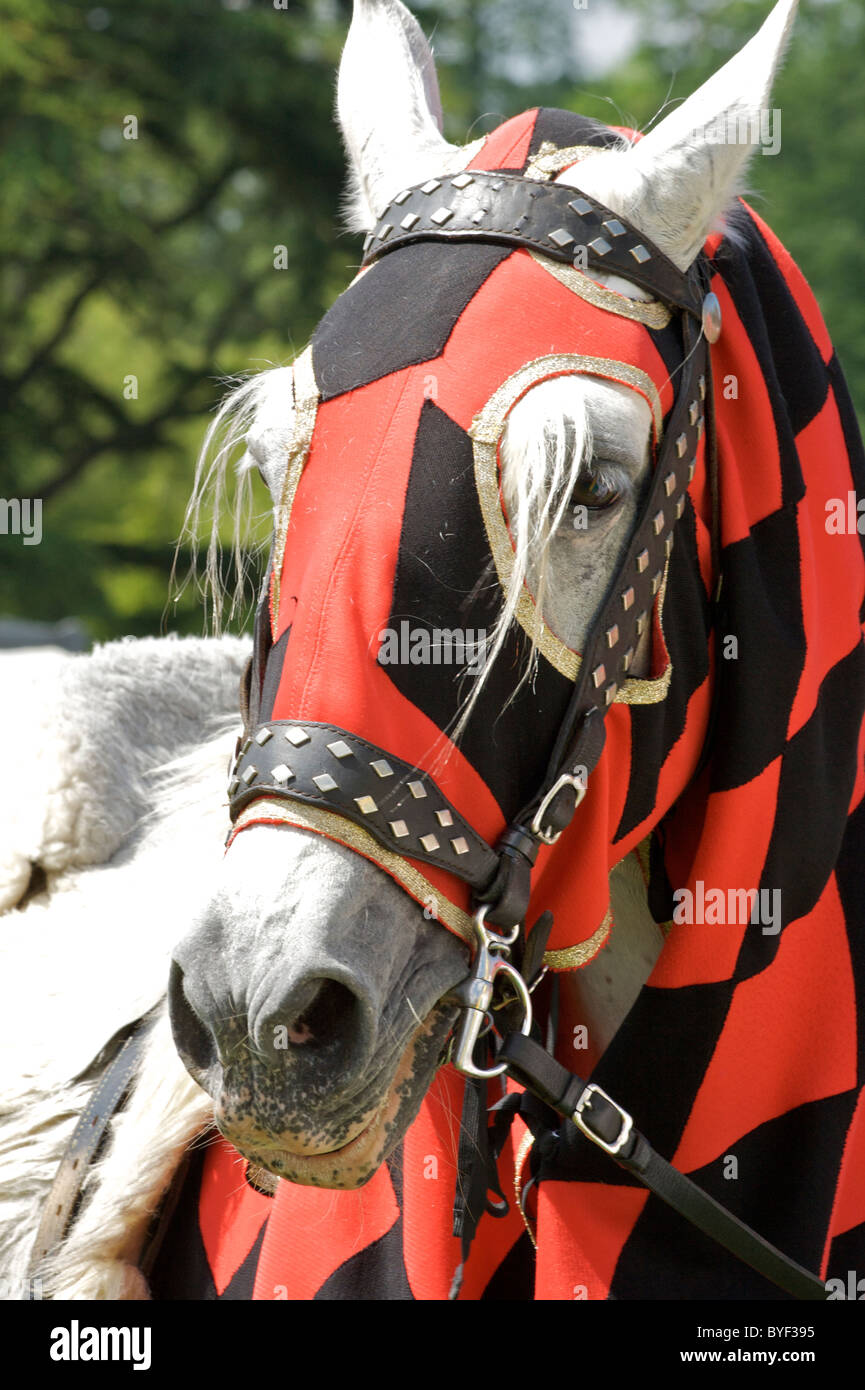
4;0;864;1300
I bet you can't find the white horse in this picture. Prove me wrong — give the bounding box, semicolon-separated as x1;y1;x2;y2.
0;0;820;1298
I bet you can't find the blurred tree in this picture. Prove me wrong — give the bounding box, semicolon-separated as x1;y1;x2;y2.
0;0;860;643
0;0;355;637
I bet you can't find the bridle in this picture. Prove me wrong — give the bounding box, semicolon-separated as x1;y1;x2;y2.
225;170;827;1301
228;169;714;948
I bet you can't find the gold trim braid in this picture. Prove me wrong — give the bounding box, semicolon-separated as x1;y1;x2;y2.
469;355;670;691
529;251;672;330
270;345;320;631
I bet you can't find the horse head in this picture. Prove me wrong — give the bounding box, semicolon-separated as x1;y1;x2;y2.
168;0;799;1189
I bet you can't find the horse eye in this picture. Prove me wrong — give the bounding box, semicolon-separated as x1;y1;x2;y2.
570;465;622;511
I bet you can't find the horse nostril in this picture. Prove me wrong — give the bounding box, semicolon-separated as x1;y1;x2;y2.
257;978;361;1060
167;960;220;1084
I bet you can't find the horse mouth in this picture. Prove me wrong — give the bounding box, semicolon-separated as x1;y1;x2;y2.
221;1007;453;1188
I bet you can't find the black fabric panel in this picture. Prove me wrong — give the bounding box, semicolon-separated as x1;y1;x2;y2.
711;229;813;508
826;1222;865;1290
734;640;865;980
148;1144;268;1301
828;354;865;623
312;243;514;400
314;1144;413;1300
528;109;625;159
709;506;805;793
219;1226;267;1300
836;792;865;1081
259;624;291;723
148;1146;217;1300
314;1226;414;1300
609;1093;851;1300
248;565;274;730
383;399;573;820
615;498;712;840
480;1230;536;1300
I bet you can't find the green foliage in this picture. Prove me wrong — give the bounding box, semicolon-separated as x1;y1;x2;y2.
0;0;860;644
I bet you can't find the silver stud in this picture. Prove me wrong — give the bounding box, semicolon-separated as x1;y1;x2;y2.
592;663;606;689
548;227;575;249
636;549;649;573
568;196;594;216
606;624;619;649
451;173;474;189
676;434;688;458
653;510;665;536
400;212;420;231
285;727;310;747
605;683;618;706
271;764;293;784
652;571;663;596
362;233;373;254
701;291;722;343
588;237;612;257
675;497;686;520
490;179;504;191
630;244;651;264
420;833;441;853
636;611;649;636
687;462;696;482
390;820;410;838
393;189;412;205
420;179;442;195
240;737;252;755
665;534;675;558
688;401;699;426
407;780;427;799
431;206;454;226
471;209;487;224
435;809;454;828
622;586;635;611
355;795;378;814
254;727;273;745
241;766;258;786
228;778;239;797
697;416;704;438
664;472;676;498
327;740;353;760
602;218;626;237
312;773;337;793
622;647;634;671
377;223;394;241
451;837;470;856
371;759;394;779
699;375;706;401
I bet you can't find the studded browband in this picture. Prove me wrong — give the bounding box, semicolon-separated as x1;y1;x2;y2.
228;173;717;929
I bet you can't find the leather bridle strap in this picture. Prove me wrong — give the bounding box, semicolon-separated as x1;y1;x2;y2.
500;1032;828;1301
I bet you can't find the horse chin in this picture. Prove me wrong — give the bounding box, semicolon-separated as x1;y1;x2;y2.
217;1006;455;1190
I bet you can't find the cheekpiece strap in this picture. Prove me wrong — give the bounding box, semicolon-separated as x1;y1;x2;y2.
362;171;703;321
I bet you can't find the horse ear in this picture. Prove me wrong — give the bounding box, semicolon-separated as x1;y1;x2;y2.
562;0;798;270
337;0;474;233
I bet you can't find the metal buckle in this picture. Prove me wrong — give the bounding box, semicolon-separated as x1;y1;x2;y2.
530;772;587;845
572;1083;634;1156
448;906;533;1079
